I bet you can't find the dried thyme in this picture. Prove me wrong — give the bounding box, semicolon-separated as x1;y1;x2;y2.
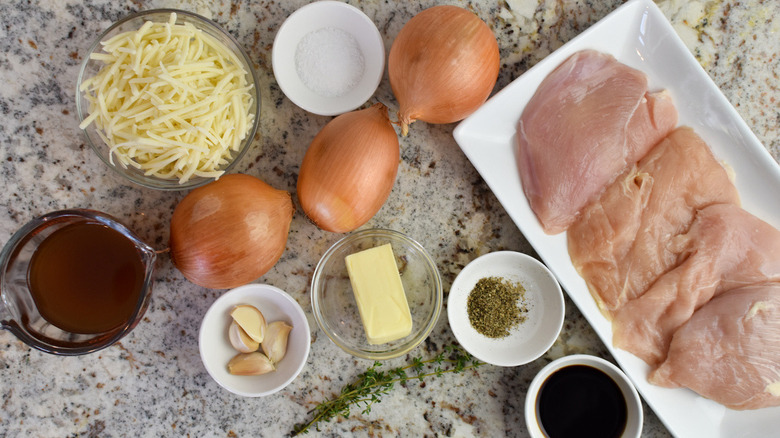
467;276;527;338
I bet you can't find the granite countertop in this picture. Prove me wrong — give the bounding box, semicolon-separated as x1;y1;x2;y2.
1;0;777;436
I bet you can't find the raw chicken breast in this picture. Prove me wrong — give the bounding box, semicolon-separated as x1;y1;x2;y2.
649;283;780;410
568;127;740;317
516;50;678;234
612;203;780;366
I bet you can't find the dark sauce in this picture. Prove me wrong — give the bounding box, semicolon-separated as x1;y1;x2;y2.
27;221;145;334
537;364;628;438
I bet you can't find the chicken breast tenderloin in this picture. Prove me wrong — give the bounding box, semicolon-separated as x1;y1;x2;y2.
516;50;677;234
649;283;780;410
568;127;740;317
612;203;780;366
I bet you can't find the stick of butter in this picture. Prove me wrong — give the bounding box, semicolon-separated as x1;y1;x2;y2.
345;243;413;345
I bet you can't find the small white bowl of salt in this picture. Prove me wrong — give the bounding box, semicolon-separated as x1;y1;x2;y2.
272;1;385;116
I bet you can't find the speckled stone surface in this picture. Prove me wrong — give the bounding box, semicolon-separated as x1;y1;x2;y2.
0;0;777;436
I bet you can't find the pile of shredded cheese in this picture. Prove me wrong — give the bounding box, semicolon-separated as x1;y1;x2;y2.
79;13;255;184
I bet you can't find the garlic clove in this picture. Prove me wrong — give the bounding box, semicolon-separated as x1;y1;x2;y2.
227;352;276;376
228;321;260;353
230;304;266;343
261;320;293;364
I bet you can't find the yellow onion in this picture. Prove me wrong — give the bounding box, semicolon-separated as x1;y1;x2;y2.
297;103;399;233
170;174;293;289
388;5;500;135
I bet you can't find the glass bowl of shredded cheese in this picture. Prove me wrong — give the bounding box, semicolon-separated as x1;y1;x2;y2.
76;9;260;190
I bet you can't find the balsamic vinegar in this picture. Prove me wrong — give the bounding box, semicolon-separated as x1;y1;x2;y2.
537;365;628;438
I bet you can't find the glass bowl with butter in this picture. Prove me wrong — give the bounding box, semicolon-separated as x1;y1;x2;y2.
311;228;443;360
76;9;260;190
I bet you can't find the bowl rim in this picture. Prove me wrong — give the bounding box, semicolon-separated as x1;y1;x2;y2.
310;228;443;360
524;354;644;438
447;250;565;366
198;283;311;397
75;8;261;191
271;0;385;116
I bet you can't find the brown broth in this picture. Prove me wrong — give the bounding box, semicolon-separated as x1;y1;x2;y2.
27;221;145;334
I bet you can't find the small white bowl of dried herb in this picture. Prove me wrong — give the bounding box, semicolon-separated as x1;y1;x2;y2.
447;251;564;367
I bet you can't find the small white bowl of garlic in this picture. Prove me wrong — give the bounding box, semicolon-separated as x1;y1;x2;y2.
199;284;310;397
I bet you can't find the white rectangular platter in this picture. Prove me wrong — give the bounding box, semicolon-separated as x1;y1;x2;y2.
452;0;780;436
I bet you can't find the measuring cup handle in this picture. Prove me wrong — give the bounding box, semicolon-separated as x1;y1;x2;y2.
0;294;12;329
0;302;16;336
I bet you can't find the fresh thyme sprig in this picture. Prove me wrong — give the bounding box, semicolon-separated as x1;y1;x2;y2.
291;344;484;436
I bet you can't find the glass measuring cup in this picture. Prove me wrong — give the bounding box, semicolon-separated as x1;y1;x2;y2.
0;209;156;355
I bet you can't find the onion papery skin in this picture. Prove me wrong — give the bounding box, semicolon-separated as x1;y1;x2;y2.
388;5;500;136
169;174;294;289
297;103;400;233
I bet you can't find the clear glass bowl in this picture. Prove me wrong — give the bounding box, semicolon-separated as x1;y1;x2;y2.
311;229;443;360
75;9;260;190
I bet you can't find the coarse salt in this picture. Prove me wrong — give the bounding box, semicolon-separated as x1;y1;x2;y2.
295;27;365;98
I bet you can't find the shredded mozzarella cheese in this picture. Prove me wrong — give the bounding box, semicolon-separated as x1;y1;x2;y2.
79;13;255;184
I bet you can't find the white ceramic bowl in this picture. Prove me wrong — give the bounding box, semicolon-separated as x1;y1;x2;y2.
525;354;643;438
199;284;310;397
272;1;384;115
447;251;564;366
